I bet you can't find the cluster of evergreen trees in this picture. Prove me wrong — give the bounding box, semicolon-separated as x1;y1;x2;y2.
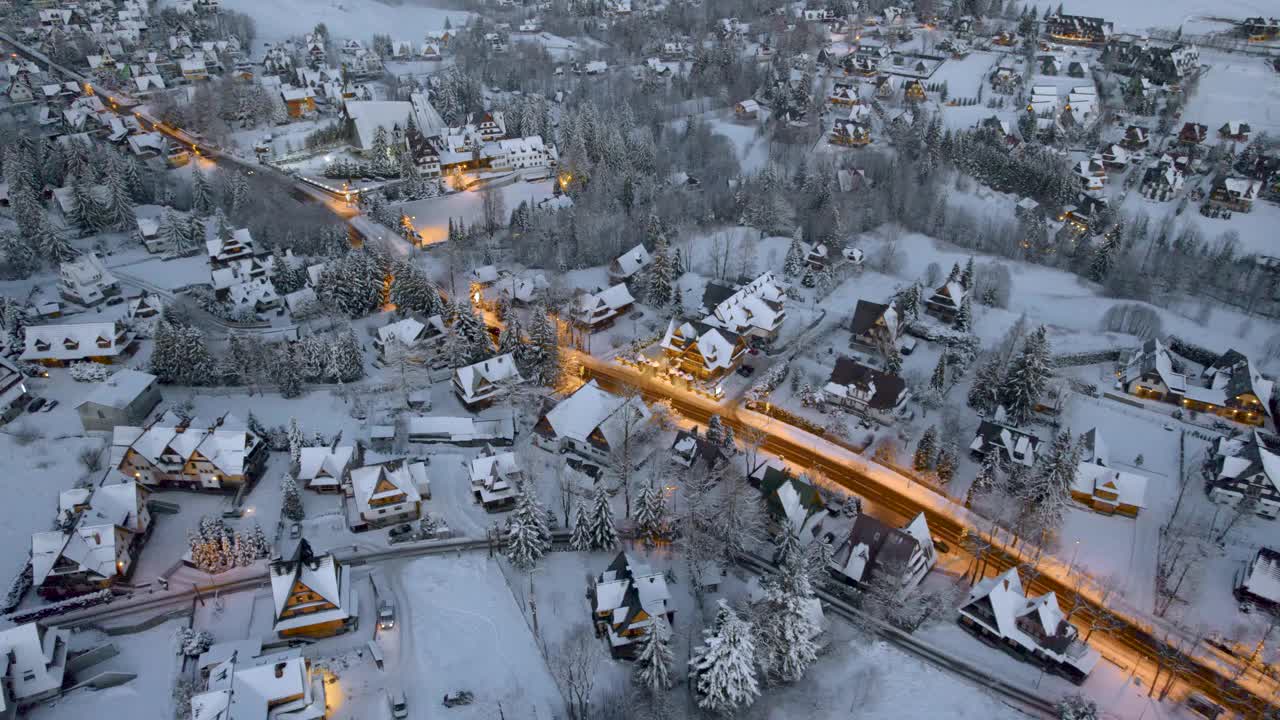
186;516;269;574
967;322;1053;426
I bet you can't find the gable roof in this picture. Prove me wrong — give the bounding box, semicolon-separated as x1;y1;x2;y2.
268;540;349;631
831;511;927;584
21;321;131;362
824;356;907;410
540;379;651;449
611;244;651;278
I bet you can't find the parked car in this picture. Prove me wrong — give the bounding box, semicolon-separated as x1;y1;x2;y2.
736;365;756;378
25;397;45;412
389;524;413;538
41;399;57;412
388;691;409;719
378;601;396;630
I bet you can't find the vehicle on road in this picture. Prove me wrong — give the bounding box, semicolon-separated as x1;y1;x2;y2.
25;397;44;412
378;601;396;630
389;691;409;718
389;524;413;538
442;691;473;708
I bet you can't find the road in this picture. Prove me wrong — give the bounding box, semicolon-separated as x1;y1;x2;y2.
576;352;1280;717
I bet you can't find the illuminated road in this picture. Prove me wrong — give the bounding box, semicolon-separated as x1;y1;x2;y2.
575;352;1279;716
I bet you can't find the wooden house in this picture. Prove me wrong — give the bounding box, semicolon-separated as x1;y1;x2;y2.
269;540;353;638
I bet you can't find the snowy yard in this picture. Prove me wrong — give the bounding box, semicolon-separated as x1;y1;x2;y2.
1183;51;1280;138
1024;0;1275;33
399;180;558;244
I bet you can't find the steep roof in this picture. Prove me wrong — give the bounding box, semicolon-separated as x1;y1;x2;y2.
541;380;651;449
268;540;349;632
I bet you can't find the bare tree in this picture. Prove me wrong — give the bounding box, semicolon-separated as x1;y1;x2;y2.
550;624;604;720
1214;494;1258;543
607;389;655;518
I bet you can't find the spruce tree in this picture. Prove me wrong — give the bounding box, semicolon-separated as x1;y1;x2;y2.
103;155;136;231
635;615;674;694
914;426;938;471
507;481;552;567
690;600;760;715
647;233;675;308
288;418;304;473
783;231;805;278
159;208;184;251
634;483;668;543
330;327;365;381
968;356;1005;415
282;475;305;521
756;550;819;683
497;315;523;357
929;354;948;395
936;444;958;483
947;262;961;283
569;504;591;551
1001;325;1051;425
527;305;561;386
69;172;106;236
961;257;975;289
885;345;903;374
955;294;973;333
190;168;213;216
706;415;726;446
587;485;617;551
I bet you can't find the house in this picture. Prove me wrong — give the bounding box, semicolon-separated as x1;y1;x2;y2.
226;277;281;314
659;319;747;380
373;314;445;363
1178;122;1208;145
970;419;1042;467
343;100;414;151
848;300;900;354
830;119;871;147
700;272;787;340
468;448;521;511
452;353;523;408
1220;121;1251;143
1208;177;1263;212
112;411;267;491
1069;429;1148;517
350;458;426;528
178;56;208;81
20;321;135;366
280;86;315;118
591;552;674;658
1206;431;1280;519
830;512;936;591
573;283;635;329
608;244;651;282
823;356;910;420
75;369;162;432
191;652;327;720
297;445;354;493
206;228;258;267
924;281;965;324
1234;547;1280;612
58;252;118;306
1099;144;1130;169
751;458;824;537
1140;159;1185;200
533;380;652;464
1119;340;1274;427
670;428;726;470
128;294;164;321
1045;13;1112;44
268;540;353;638
406;416;515;446
734;99;760;119
0;356;29;425
903;79;926;102
0;624;71;712
828;82;859;105
32;481;151;599
957;569;1099;683
1122;125;1150;149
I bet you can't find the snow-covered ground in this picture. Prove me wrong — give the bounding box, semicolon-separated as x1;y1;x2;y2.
399;179;558;244
1025;1;1274;33
1183;50;1280;139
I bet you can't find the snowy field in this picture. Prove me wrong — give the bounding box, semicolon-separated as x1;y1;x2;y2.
706;115;773;175
929;52;1000;103
1181;51;1280;139
1026;1;1274;33
398;180;558;244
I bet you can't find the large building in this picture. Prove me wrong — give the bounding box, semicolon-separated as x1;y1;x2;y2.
830;512;936;591
20;321;136;366
658;319;747;380
112;411;267;492
31;481;152;599
75;369;162;432
191;651;328;720
57;253;118;306
533;380;652;464
268;540;353;639
1120;341;1274;428
1206;431;1280;519
591;552;674;658
349;458;427;529
0;623;71;714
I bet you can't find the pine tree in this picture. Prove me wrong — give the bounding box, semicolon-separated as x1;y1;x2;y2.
526;305;561;386
955;294;973;333
69;172;106;236
1001;325;1051;426
936;444;958;483
755;550;819;683
282;475;305;521
706;415;726;447
914;426;938;471
569;504;591;551
636;615;674;694
929;354;948;395
288;418;304;473
190;168;213;216
885;345;903;374
647;232;675;308
330;327;365;382
961;257;975;289
1089;231;1120;282
783;231;805;278
1030;430;1079;530
389;261;442;317
968;356;1005;415
969;450;1000;505
587;485;617;551
102;155;136;231
634;483;668;543
159;208;184;251
690;600;760;714
507;481;552;568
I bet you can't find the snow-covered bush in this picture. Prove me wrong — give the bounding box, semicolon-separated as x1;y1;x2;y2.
69;362;111;382
175;628;214;658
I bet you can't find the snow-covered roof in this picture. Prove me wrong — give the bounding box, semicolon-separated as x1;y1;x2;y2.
33;481;148;587
407;416;514;444
21;321;131;362
0;624;69;706
1073;462;1148;509
453;353;523;404
702;272;787;336
1239;548;1280;604
960;569;1099;676
76;369;156;410
345;100;413;150
113;413;261;480
193;653;325;720
540;380;651;449
659;319;741;372
268;542;349;633
375;315;444;348
297;446;353;487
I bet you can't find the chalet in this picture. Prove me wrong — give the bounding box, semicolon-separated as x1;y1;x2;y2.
573;283;635;329
924;281;965;324
734;99;760;119
1208;177;1263;212
958;569;1099;684
591;552;673;658
873;75;897;99
297;445;354;493
608;244;651;282
452;353;523;408
903;79;926;102
21;321;135;366
268;540;353;638
1070;429;1148;517
751;458;824;537
830;512;935;591
350;458;426;528
970;418;1041;467
670;428;726;470
75;369;161;432
1242;17;1280;41
206;227;258;267
990;65;1021;94
659;319;747;380
191;652;328;720
406;416;513;446
1234;547;1280;612
227;277;281;314
1073;158;1107;190
828;82;859;105
1178;122;1208;145
0;624;72;711
1206;431;1280;519
1044;13;1112;44
1140;159;1185;200
0;356;29;425
1122;125;1150;149
823;356;910;420
1220;121;1251;143
534;380;651;464
1120;340;1274;427
58;252;118;306
31;481;151;599
373;314;445;363
471;265;500;286
280;86;316;118
178;56;208;81
830;119;871;147
1099;145;1130;169
468;448;521;511
700;272;787;340
112;411;267;491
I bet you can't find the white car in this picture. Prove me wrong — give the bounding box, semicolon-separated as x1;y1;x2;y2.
388;691;408;719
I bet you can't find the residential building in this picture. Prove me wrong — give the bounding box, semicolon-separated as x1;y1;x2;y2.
20;321;135;366
452;353;523;408
590;552;674;658
700;272;787;340
1178;122;1208;145
468;449;522;511
573;283;635;329
1119;340;1274;427
297;445;354;493
112;411;267;491
822;356;910;420
670;428;726;470
751;458;825;538
734;99;760;119
830;512;936;591
830;119;871;146
0;624;70;713
191;652;327;720
1234;547;1280;612
608;244;651;283
969;419;1042;467
206;228;258;268
1044;13;1112;44
848;300;900;353
0;357;30;425
658;319;747;380
373;314;445;363
280;85;316;117
58;253;118;306
1140;159;1185;200
32;481;151;599
1122;125;1150;149
1206;431;1280;519
958;569;1100;684
925;280;965;324
486;136;555;172
1208;177;1263;212
75;369;162;432
268;540;353;638
1220;121;1251;143
406;416;515;446
350;459;426;528
127;294;164;321
533;380;652;464
1069;428;1148;517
